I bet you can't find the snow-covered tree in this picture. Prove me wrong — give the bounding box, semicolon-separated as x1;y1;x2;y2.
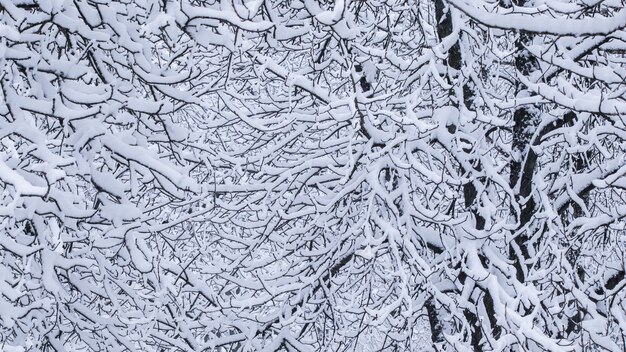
0;0;222;349
1;0;624;351
436;1;626;350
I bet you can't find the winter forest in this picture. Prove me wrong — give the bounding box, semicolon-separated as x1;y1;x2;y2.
1;0;625;351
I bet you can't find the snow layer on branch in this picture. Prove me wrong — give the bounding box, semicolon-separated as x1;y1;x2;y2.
451;0;626;36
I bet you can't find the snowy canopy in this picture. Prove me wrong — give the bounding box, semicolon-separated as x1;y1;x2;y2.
0;0;625;351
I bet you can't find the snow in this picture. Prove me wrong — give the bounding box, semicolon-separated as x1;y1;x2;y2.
0;160;47;196
314;0;344;25
451;0;626;36
0;0;625;350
